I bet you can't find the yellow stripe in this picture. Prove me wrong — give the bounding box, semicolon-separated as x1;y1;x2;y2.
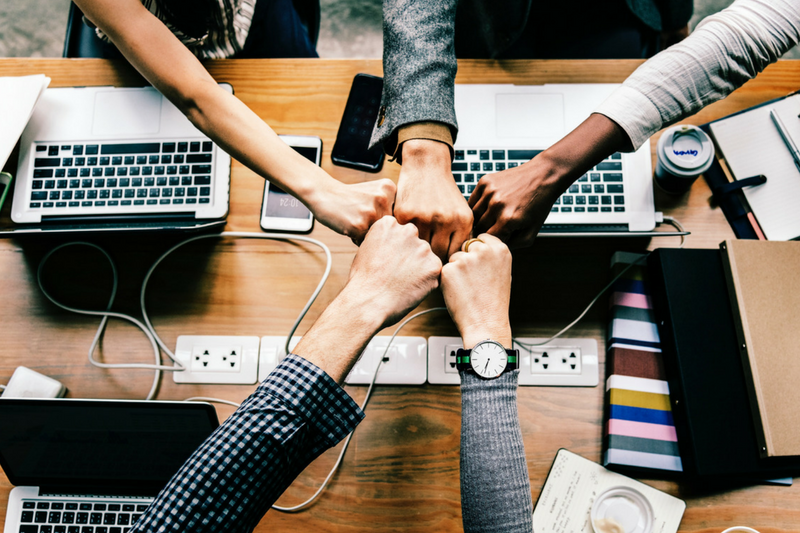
611;264;646;281
609;388;671;411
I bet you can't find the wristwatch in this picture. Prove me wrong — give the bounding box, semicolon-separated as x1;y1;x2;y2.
456;340;519;379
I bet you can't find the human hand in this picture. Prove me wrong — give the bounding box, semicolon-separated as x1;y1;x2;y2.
440;234;512;349
469;158;563;249
470;113;632;248
344;216;442;328
394;139;473;260
309;178;396;244
293;216;440;383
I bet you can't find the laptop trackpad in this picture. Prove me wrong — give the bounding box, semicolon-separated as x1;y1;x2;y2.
496;93;565;138
92;90;162;136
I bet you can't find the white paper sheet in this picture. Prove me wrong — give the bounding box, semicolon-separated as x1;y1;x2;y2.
533;450;685;533
709;94;800;241
0;75;50;171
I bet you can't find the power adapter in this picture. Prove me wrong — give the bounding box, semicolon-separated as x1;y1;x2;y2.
1;366;67;398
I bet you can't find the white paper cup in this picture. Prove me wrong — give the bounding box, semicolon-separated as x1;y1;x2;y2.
654;125;715;194
721;528;761;533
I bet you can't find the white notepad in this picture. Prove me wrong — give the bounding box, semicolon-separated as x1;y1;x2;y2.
0;74;50;171
709;94;800;241
533;450;685;533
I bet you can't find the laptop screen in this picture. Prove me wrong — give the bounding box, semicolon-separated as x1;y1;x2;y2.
0;399;219;494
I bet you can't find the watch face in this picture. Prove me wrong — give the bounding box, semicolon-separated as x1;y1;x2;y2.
470;341;508;379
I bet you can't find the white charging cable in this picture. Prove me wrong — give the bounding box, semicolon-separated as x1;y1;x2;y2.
513;215;687;350
271;306;447;513
139;231;332;366
37;232;332;400
37;242;168;400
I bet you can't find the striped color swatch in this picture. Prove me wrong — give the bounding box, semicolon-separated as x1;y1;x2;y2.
603;252;683;473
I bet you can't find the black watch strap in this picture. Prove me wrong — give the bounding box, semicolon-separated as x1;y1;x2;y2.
455;348;519;372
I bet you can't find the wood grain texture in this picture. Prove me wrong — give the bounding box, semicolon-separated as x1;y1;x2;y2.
1;59;799;532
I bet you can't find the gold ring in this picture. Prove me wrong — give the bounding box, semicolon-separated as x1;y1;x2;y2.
461;238;484;253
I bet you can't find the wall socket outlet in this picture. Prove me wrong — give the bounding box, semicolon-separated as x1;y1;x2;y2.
173;335;260;384
428;336;599;386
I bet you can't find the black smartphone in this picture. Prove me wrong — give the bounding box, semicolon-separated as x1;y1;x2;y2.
331;74;385;172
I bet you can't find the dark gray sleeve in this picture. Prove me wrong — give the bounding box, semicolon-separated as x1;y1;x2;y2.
370;0;460;154
459;370;533;533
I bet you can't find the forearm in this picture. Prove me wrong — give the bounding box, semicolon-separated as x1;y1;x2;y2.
371;0;459;153
293;285;385;383
76;0;334;205
130;355;364;533
460;371;532;533
595;0;800;149
529;113;632;196
184;84;331;202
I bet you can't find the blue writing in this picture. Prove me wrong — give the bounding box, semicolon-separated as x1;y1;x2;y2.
673;149;698;156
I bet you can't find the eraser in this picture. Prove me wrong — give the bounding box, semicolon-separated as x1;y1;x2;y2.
2;366;67;398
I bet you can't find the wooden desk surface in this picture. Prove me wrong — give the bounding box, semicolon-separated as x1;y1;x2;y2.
1;58;798;532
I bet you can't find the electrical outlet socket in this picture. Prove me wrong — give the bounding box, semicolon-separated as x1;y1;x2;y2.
173;335;259;384
345;336;427;385
516;337;598;386
529;346;582;374
428;336;598;386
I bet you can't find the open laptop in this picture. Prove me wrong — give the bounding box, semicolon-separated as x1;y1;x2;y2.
0;398;219;533
454;84;661;236
6;85;231;235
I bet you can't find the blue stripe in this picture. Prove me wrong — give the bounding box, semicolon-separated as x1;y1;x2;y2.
611;279;647;295
609;404;674;426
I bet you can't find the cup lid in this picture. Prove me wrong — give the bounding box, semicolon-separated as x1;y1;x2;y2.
590;486;654;533
661;125;714;172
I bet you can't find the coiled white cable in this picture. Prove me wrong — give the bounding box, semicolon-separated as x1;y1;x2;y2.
37;242;166;400
37;232;332;400
139;231;332;364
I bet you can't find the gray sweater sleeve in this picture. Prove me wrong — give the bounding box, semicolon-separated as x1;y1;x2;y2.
459;370;533;533
594;0;800;149
370;0;460;153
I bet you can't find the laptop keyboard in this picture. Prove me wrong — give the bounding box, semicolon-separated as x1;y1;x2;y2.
18;500;150;533
452;149;626;213
29;141;214;211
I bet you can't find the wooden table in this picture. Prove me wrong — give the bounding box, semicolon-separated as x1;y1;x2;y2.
1;58;798;532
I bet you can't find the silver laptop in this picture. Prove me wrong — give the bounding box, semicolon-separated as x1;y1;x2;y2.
9;86;231;233
454;84;657;235
0;398;219;533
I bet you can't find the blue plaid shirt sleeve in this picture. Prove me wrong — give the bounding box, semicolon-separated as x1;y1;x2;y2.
129;354;364;533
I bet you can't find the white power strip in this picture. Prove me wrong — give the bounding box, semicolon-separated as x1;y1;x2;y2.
428;337;599;386
173;335;597;386
258;336;301;382
257;336;427;385
344;336;427;385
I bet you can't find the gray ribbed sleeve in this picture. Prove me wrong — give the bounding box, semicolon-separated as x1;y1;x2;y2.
459;370;533;533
